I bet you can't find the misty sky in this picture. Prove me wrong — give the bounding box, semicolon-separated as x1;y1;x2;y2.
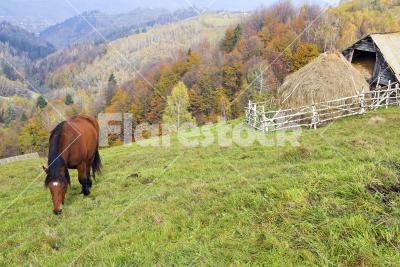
0;0;333;22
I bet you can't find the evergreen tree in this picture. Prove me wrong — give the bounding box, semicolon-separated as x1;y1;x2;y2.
1;63;17;81
232;24;242;48
106;73;117;105
222;24;242;52
36;96;47;109
5;105;17;124
0;108;4;123
65;94;74;105
20;112;28;122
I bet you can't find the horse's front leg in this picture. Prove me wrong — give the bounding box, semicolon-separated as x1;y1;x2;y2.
78;164;91;196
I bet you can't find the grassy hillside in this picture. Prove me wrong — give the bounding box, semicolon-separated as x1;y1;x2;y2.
1;107;399;266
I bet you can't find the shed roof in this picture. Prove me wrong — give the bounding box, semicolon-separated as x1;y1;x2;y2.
370;32;400;82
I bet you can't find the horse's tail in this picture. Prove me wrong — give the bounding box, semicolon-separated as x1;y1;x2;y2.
92;143;102;180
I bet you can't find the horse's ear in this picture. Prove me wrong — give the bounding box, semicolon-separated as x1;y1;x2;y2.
42;165;49;174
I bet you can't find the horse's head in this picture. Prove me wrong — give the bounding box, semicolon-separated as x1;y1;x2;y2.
43;166;68;215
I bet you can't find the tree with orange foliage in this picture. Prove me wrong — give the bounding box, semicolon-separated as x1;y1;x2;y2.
106;88;132;113
291;43;319;72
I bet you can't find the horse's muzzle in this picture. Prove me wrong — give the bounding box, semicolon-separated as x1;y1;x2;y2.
53;209;63;215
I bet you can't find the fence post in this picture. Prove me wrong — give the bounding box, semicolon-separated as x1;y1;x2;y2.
396;83;400;105
253;103;257;128
0;153;40;165
359;91;365;114
246;100;251;124
386;81;391;108
373;90;376;109
375;85;381;109
261;105;268;132
311;105;319;129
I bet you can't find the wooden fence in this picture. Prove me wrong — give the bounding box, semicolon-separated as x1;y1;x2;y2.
246;82;400;132
0;153;40;165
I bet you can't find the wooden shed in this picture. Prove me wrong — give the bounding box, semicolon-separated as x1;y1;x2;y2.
343;32;400;87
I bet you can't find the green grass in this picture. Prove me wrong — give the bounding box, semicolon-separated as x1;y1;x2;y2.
1;108;400;266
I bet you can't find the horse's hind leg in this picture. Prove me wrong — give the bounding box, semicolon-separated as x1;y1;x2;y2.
78;164;91;196
86;163;92;189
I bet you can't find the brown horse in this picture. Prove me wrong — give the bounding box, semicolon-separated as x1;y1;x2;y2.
43;115;102;215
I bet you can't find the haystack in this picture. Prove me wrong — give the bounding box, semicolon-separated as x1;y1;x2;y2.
278;52;369;108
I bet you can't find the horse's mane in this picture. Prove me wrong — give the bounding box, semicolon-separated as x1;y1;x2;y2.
45;121;70;187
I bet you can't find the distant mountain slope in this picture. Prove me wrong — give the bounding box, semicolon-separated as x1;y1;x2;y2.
0;23;55;60
33;43;107;87
42;13;241;94
40;8;198;48
0;77;36;99
0;23;54;98
0;23;42;157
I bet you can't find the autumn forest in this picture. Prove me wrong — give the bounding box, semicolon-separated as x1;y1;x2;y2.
1;0;400;158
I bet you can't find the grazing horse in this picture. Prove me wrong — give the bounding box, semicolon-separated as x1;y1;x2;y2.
43;115;102;215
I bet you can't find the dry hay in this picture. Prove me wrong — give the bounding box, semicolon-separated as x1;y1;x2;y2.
278;52;369;108
352;57;375;81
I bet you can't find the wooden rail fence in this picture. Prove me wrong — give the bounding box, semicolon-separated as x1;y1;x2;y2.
0;153;40;165
246;82;400;132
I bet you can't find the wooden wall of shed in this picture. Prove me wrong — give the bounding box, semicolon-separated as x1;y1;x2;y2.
372;52;397;86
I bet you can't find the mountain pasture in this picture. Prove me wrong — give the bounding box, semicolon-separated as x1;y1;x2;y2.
1;108;399;266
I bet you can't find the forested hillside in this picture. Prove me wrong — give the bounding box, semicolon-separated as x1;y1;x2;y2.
102;0;400;126
0;22;52;149
0;22;55;97
39;13;241;105
0;12;241;158
1;0;400;158
40;8;198;48
0;23;55;60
